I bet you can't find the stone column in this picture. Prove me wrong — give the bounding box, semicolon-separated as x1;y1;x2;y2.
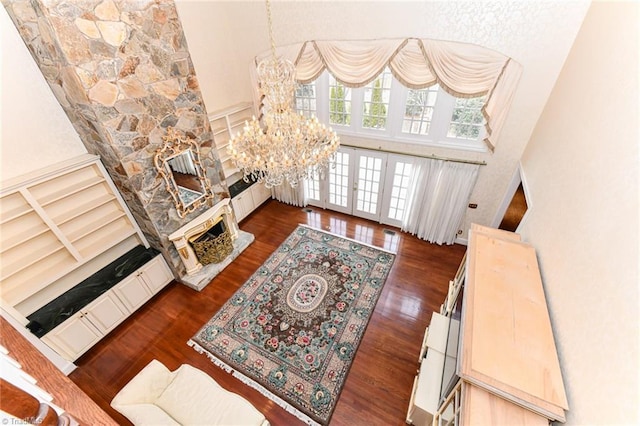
2;0;229;277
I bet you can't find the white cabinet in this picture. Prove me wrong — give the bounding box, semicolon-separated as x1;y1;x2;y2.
231;191;254;222
114;256;173;311
42;292;127;361
250;181;271;206
137;256;174;294
42;254;173;361
0;154;148;310
83;292;129;333
113;274;152;312
231;182;271;222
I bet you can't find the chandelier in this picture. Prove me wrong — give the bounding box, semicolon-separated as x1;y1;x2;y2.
227;0;339;188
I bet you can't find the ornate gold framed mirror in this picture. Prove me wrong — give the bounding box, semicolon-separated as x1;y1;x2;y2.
155;127;214;218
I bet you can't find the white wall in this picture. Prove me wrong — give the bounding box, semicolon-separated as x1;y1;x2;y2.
176;0;591;236
2;0;591;235
519;2;639;424
0;6;86;184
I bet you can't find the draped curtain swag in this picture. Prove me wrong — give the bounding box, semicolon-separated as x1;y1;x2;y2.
253;38;522;151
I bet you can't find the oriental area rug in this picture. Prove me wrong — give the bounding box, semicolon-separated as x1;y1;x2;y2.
188;225;395;425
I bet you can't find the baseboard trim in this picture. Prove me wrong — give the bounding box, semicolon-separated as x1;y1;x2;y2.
455;236;469;246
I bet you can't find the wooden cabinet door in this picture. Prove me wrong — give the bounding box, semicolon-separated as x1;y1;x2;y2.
113;274;152;312
138;256;173;295
42;314;102;361
83;292;129;334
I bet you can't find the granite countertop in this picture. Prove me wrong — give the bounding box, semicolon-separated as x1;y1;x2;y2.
228;176;257;198
27;246;160;338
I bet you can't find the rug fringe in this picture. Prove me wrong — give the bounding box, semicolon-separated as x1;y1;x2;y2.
187;339;321;426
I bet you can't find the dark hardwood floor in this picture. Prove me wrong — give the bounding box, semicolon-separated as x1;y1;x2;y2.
69;200;466;426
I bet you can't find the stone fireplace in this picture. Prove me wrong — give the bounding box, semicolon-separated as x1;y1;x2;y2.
169;198;254;290
2;0;231;280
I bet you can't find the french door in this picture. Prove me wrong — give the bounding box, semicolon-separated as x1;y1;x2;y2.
325;148;354;214
308;147;413;226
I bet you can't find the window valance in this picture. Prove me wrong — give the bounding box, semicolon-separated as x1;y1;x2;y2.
253;38;522;152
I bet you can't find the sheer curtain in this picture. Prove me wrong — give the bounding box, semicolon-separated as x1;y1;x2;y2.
402;159;480;245
168;154;196;175
271;182;308;207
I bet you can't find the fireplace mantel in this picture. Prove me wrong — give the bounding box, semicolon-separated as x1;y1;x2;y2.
167;198;254;291
168;198;239;275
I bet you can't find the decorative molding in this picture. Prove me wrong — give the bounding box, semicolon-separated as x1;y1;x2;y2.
155;127;215;218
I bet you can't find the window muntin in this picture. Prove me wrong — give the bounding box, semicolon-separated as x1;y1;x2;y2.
447;96;486;140
362;68;392;130
329;76;351;126
295;83;317;117
402;86;439;136
294;70;487;152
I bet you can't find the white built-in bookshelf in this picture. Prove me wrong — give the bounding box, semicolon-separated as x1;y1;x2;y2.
0;154;148;318
208;102;254;182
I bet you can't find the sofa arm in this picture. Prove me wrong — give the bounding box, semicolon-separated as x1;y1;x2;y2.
110;403;180;426
111;360;175;406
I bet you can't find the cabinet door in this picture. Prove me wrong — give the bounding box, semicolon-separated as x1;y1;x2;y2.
232;192;253;222
113;274;152;312
83;292;129;334
138;255;173;295
250;182;271;207
42;314;102;361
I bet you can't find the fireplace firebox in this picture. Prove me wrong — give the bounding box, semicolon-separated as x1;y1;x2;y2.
188;217;233;265
168;198;254;291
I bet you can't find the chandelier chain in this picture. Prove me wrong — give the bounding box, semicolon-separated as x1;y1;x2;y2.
227;0;340;188
265;0;277;59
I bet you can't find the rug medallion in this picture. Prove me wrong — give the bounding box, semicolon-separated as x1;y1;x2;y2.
188;225;396;425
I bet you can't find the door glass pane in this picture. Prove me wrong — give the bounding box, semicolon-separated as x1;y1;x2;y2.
329;151;350;207
305;176;321;202
387;161;413;221
356;155;384;215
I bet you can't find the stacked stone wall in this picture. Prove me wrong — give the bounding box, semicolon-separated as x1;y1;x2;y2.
3;0;229;276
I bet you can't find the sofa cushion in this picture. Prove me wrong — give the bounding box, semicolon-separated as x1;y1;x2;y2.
111;360;176;406
155;364;266;425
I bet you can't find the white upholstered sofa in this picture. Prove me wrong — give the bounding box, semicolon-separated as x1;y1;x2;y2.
111;360;269;426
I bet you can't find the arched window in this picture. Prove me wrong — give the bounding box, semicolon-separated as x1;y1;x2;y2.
252;38;522;152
